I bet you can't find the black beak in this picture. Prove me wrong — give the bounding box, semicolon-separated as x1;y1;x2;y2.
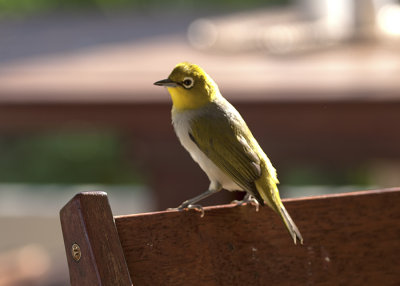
154;78;177;87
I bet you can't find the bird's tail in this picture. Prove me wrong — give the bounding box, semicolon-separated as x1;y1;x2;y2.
277;204;303;245
255;165;303;244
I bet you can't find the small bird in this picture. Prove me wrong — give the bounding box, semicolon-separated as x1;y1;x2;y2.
154;62;303;244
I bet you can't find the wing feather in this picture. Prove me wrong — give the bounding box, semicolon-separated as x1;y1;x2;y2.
189;103;262;194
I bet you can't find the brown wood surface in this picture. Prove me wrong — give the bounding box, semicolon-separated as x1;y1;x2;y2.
60;192;132;286
115;188;400;286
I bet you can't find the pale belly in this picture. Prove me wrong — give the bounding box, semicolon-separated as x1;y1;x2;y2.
172;110;242;192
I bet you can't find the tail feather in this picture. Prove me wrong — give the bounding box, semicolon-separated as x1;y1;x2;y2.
279;205;303;245
254;162;303;245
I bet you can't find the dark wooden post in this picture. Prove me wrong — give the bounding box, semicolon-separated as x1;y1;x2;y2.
60;192;132;286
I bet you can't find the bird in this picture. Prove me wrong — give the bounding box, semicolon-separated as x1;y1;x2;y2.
154;62;303;244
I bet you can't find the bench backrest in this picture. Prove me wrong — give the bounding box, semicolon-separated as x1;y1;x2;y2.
60;188;400;285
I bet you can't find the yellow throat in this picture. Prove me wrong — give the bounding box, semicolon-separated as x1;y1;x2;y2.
162;62;219;111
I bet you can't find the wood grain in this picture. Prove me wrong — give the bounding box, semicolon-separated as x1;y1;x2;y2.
60;192;132;286
115;188;400;286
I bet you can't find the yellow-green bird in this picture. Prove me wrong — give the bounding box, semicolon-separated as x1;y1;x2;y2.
154;62;303;244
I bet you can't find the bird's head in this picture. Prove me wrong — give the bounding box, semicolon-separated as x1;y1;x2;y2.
154;62;219;111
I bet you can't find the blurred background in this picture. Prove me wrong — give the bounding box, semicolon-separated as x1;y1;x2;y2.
1;0;400;285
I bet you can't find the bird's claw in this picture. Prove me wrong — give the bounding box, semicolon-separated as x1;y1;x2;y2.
168;203;205;218
186;204;205;217
232;196;260;212
231;199;246;206
249;200;260;212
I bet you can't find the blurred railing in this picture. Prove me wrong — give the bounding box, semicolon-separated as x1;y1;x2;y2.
1;40;400;208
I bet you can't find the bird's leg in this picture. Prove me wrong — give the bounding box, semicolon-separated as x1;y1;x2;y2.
168;182;222;217
231;193;251;206
232;193;260;212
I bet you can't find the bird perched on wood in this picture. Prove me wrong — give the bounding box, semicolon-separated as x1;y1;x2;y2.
154;62;303;244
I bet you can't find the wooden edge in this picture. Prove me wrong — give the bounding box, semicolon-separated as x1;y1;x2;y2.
283;187;400;202
60;191;133;286
115;187;400;219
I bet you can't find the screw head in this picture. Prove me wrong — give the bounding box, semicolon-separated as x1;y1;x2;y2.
71;243;81;262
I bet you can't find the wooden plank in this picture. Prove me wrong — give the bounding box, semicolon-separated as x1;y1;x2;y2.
60;192;132;286
115;188;400;286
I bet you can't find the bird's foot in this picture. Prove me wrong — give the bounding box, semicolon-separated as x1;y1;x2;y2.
248;199;260;212
185;204;205;217
231;199;246;206
231;195;260;212
168;202;205;218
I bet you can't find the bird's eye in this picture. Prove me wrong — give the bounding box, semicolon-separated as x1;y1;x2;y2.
182;77;194;89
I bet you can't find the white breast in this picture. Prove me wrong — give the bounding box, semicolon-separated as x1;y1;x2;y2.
172;108;242;191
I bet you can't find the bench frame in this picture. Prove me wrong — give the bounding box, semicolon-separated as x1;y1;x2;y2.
60;188;400;285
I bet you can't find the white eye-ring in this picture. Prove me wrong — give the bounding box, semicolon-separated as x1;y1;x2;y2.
182;77;194;89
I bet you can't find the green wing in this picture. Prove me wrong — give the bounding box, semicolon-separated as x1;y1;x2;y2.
189;104;262;197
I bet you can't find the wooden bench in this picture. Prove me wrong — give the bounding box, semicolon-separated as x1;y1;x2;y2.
60;187;400;285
